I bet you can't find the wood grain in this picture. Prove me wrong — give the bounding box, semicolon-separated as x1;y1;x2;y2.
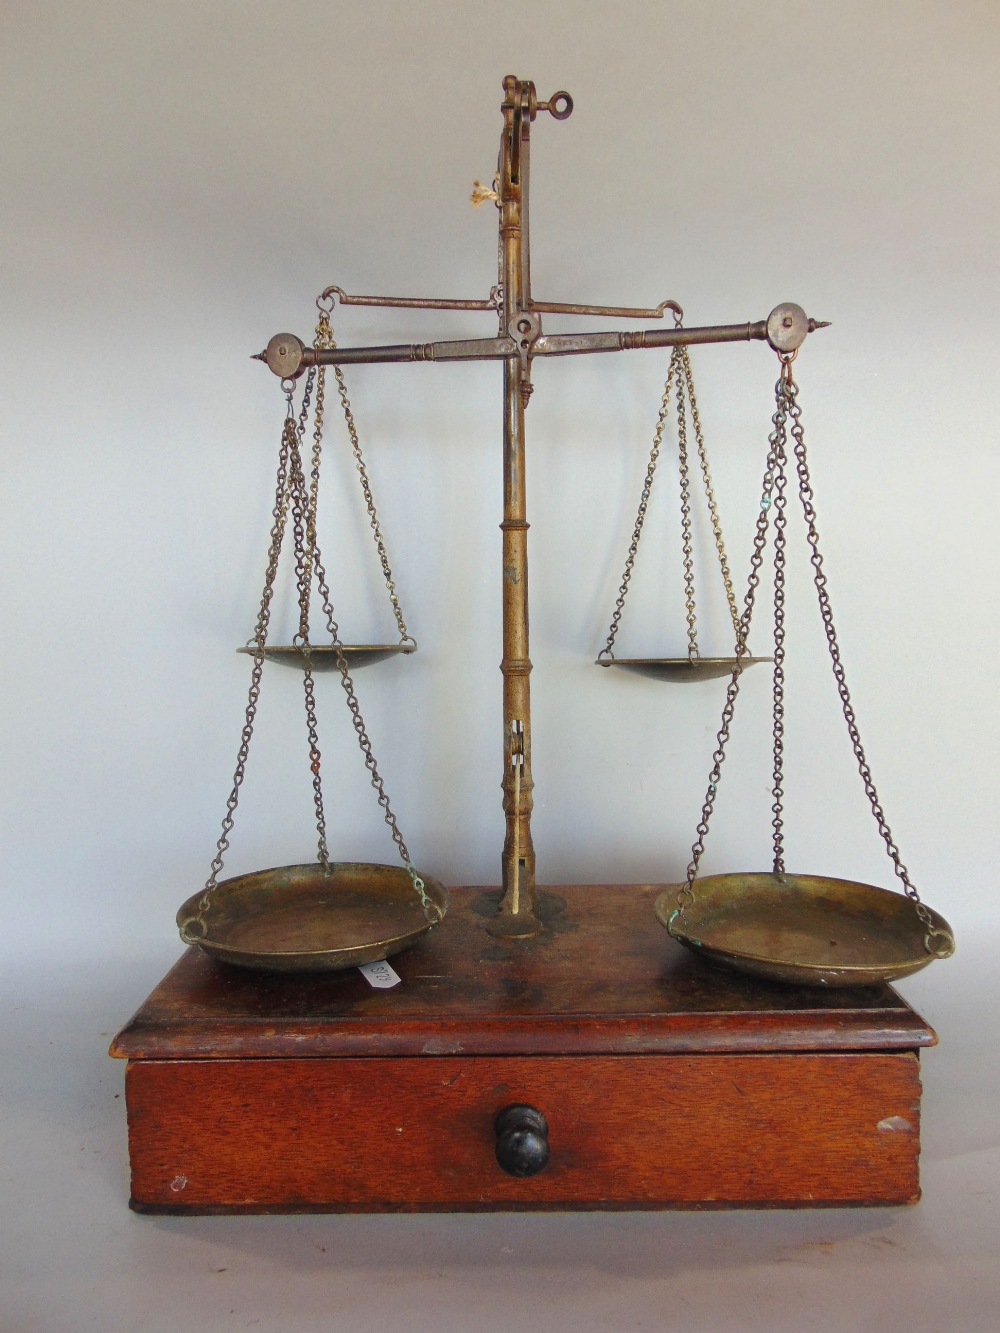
113;885;933;1213
126;1052;923;1212
111;885;935;1060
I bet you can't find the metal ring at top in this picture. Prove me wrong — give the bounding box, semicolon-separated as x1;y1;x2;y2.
546;91;573;120
924;927;956;959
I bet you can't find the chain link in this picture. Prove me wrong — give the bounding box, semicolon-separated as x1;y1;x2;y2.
316;308;414;646
769;377;790;880
286;410;332;871
674;416;782;920
783;372;949;955
681;349;741;641
598;354;681;660
307;532;442;923
599;342;743;662
674;360;951;960
180;342;439;944
179;395;300;942
674;351;699;659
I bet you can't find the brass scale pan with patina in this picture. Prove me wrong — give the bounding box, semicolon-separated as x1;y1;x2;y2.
178;310;445;973
654;355;954;986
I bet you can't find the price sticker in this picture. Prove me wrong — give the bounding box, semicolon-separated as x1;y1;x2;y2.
358;959;402;990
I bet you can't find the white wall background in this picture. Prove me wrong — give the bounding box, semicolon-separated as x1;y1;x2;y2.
2;4;999;1328
4;0;997;956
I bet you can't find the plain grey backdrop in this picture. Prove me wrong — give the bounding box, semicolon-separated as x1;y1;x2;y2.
2;2;998;1329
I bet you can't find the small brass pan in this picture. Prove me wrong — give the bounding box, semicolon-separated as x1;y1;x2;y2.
597;656;771;683
238;643;416;670
655;872;954;987
177;861;448;973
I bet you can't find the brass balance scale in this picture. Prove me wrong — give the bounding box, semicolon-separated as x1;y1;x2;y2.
113;77;954;1213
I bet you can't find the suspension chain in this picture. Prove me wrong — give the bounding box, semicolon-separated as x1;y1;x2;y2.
598;352;681;660
180;345;439;944
769;363;791;880
674;402;783;918
308;525;442;923
179;388;301;942
674;351;699;659
599;334;743;663
783;371;951;956
675;358;951;960
286;404;332;872
681;349;741;641
315;304;415;646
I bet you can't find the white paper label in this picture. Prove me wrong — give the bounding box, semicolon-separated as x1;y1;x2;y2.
358;959;401;989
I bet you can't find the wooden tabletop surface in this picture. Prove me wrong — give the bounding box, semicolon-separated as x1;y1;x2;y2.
112;884;935;1060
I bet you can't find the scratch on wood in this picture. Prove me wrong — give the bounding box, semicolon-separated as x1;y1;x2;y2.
877;1115;913;1132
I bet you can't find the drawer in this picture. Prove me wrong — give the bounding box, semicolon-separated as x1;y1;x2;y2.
125;1051;922;1211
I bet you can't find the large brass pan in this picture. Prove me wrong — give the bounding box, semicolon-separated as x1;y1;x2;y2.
597;656;771;682
177;862;448;973
655;872;954;987
239;643;416;670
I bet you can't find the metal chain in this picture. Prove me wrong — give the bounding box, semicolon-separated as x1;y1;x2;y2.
598;352;682;660
600;334;743;662
674;351;699;659
285;409;332;872
292;308;440;922
770;366;791;879
179;394;299;942
783;372;951;957
681;349;742;640
315;307;415;646
183;365;438;941
673;392;785;921
308;533;442;924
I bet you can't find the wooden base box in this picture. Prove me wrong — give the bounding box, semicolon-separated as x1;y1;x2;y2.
111;885;934;1213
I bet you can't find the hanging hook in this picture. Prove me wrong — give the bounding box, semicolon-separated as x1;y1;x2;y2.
778;348;798;384
317;285;344;313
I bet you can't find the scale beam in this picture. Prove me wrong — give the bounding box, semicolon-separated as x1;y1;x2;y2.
251;76;830;942
258;306;828;379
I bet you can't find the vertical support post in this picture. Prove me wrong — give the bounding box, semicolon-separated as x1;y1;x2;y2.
488;76;542;938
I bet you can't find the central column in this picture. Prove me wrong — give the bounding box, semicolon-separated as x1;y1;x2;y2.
489;76;541;937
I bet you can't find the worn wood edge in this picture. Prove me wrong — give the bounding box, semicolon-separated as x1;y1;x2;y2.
110;1010;936;1061
122;1051;924;1214
129;1193;921;1215
108;887;938;1061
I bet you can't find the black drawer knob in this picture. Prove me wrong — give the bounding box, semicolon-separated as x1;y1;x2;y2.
494;1104;550;1178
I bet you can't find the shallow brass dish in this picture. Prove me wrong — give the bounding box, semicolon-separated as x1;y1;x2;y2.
238;643;416;670
655;872;954;987
597;656;771;682
177;862;448;972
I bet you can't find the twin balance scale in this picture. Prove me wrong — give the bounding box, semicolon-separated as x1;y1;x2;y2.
111;77;954;1213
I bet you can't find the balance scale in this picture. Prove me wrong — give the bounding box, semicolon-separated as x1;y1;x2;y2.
111;77;952;1213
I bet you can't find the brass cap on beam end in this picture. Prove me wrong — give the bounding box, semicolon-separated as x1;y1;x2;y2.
263;332;307;379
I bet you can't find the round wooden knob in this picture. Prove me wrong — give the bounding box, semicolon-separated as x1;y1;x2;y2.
494;1104;550;1178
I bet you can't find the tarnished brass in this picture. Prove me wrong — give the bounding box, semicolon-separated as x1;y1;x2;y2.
254;76;830;937
598;656;772;682
237;643;415;670
177;862;449;973
656;873;955;988
258;307;827;377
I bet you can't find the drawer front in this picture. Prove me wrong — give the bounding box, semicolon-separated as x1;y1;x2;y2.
126;1052;922;1211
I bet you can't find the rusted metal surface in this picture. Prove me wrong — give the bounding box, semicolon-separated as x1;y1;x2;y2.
657;873;955;987
253;76;830;938
597;656;773;682
176;862;449;973
237;643;415;670
258;309;826;376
